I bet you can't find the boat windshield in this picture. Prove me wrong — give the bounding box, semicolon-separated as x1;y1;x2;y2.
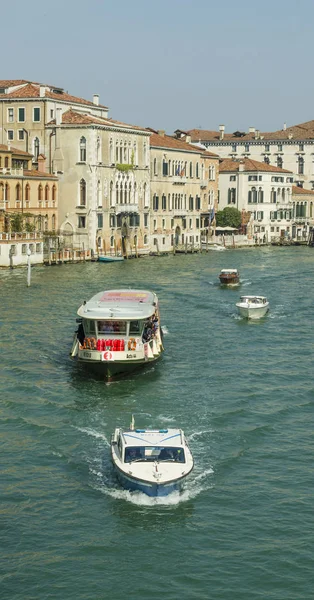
97;320;127;334
124;446;185;463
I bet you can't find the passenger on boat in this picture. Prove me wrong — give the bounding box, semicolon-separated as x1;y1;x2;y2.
77;322;85;345
125;447;142;462
158;448;173;461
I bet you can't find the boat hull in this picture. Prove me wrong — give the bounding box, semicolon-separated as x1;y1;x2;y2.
113;465;187;497
236;304;269;319
219;276;240;285
77;352;162;379
98;256;124;262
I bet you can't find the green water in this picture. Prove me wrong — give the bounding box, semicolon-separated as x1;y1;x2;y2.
1;248;313;600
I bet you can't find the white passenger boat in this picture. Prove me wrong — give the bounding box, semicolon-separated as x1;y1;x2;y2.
236;295;269;319
111;419;194;497
70;289;163;379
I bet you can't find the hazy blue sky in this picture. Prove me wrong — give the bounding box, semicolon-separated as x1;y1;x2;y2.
2;0;313;134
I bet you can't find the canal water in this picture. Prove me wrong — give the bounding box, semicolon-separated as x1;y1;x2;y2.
1;247;313;600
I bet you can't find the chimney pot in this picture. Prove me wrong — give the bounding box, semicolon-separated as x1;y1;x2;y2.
158;130;165;137
186;135;191;143
249;127;255;133
219;124;225;140
39;85;46;98
283;122;287;131
93;94;100;106
56;108;62;126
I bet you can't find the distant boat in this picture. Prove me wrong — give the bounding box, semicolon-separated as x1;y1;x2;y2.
111;418;194;496
236;295;269;319
98;255;124;262
219;269;240;285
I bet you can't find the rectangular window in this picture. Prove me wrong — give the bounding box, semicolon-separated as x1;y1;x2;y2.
18;107;25;122
162;195;166;210
78;216;86;228
8;108;14;122
230;175;236;181
97;214;103;228
50;109;54;119
7;130;14;141
153;196;159;211
33;107;41;122
144;214;148;227
36;243;42;253
18;130;25;140
162;161;168;176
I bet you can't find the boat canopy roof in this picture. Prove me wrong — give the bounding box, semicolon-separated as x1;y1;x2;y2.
77;289;158;320
240;295;267;301
220;269;238;274
121;428;184;448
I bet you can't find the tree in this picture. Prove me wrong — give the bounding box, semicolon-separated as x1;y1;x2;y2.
215;207;242;229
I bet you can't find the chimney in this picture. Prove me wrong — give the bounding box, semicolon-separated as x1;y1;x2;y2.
37;154;47;173
158;130;165;137
249;127;255;134
186;135;191;143
93;94;99;106
39;85;46;98
238;161;244;172
288;133;293;139
219;124;225;140
56;108;62;126
255;130;260;140
283;122;287;131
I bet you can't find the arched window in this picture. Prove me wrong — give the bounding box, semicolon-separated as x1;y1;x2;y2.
80;137;86;162
45;185;49;202
52;185;56;203
5;156;9;168
37;215;42;231
52;214;56;230
109;139;113;164
196;162;199;178
129;182;132;203
144;234;148;245
110;181;113;205
5;183;10;203
25;184;30;203
34;138;40;160
110;235;114;247
124;182;127;204
38;184;43;202
298;156;304;175
80;179;86;206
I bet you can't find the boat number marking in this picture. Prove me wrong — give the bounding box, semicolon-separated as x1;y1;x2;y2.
83;351;91;358
126;353;136;359
103;351;114;361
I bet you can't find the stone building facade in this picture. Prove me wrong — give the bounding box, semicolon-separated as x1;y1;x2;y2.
149;130;219;252
179;120;314;192
47;109;151;254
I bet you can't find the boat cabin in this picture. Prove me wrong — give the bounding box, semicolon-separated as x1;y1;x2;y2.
239;295;267;305
113;428;187;464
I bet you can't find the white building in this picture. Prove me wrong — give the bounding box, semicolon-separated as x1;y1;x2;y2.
219;158;294;242
181;120;314;191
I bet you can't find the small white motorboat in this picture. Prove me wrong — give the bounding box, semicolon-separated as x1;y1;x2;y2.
111;418;194;497
236;295;269;320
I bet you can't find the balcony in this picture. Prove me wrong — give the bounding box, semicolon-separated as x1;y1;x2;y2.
173;176;187;184
0;167;24;176
115;203;138;214
200;180;208;188
293;217;307;224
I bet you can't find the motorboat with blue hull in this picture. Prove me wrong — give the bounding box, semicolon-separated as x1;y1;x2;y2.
98;255;124;262
111;420;194;497
70;289;164;379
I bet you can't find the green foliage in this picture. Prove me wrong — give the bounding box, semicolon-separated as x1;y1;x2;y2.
10;213;24;232
116;163;133;172
215;207;242;229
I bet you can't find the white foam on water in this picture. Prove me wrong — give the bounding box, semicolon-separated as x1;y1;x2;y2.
74;426;110;445
94;482;206;506
162;326;169;335
188;429;214;441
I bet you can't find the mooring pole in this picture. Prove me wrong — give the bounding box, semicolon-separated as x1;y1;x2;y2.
27;248;31;287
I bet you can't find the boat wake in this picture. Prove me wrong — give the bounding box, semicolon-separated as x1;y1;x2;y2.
73;426;110;445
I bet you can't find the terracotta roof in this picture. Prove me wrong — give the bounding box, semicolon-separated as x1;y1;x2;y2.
47;109;149;133
187;121;314;143
0;82;108;110
292;185;314;196
0;143;32;157
0;79;30;88
219;158;292;174
23;169;57;179
149;130;219;156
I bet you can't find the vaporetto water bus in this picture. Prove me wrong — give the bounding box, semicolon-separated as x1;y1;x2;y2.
111;419;194;497
70;289;164;378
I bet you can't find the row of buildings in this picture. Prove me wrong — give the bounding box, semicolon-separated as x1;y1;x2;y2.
0;79;313;265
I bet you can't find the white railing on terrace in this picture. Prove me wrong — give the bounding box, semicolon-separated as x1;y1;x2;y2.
173;176;187;184
200;180;208;188
0;167;24;176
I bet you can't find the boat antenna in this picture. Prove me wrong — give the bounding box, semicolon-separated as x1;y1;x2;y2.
130;414;135;431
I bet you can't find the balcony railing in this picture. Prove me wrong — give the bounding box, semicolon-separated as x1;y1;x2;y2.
115;203;138;214
0;167;24;176
200;180;208;188
173;176;187;184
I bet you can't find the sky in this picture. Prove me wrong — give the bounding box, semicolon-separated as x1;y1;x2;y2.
2;0;314;135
